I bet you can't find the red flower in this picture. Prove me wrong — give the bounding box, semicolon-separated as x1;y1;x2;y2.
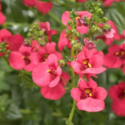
9;44;39;71
0;32;23;56
71;47;106;76
0;29;12;43
39;22;58;42
41;72;70;100
58;30;71;52
36;1;53;15
23;0;36;7
23;0;53;14
32;54;62;87
109;82;125;116
104;44;125;68
0;3;6;25
62;11;91;34
96;21;121;45
38;42;62;61
71;79;107;112
84;38;96;49
102;0;114;6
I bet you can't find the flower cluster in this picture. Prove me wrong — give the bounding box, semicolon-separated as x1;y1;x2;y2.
109;82;125;116
0;0;125;122
23;0;53;14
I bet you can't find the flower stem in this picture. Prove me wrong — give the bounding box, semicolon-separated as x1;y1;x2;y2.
68;46;76;125
68;100;76;125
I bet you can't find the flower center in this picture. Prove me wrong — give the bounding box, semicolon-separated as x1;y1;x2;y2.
83;60;92;68
22;54;30;64
115;50;125;60
119;89;125;99
46;69;51;73
121;51;125;55
84;89;92;97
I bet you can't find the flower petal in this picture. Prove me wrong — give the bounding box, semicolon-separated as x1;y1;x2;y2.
41;84;65;100
77;98;105;112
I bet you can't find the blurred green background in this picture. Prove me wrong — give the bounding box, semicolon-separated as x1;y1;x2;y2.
0;0;125;125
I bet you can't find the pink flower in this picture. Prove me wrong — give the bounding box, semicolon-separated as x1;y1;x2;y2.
104;44;125;68
38;42;62;61
71;47;106;76
109;82;125;116
96;21;121;45
36;1;53;15
102;0;114;6
58;30;71;52
104;29;115;38
84;38;96;49
23;0;53;14
41;72;70;100
0;3;6;25
62;11;91;34
32;54;62;87
23;0;36;7
101;0;121;6
71;79;107;112
0;29;12;43
39;22;58;42
9;44;39;71
0;33;23;56
108;21;121;40
6;34;24;51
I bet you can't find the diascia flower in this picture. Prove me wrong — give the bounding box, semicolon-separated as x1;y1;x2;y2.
96;21;121;45
58;30;71;52
41;72;70;100
23;0;36;7
0;29;12;43
101;0;121;6
71;79;107;112
104;43;125;68
38;42;62;61
109;82;125;116
23;0;53;14
0;32;23;56
62;11;91;34
71;47;106;77
0;2;6;25
9;43;40;71
39;22;58;42
32;54;62;87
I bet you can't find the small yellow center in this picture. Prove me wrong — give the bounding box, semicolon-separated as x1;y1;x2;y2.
85;89;91;94
88;63;92;68
83;60;88;65
76;16;80;19
46;69;51;73
64;34;67;37
121;51;125;55
115;52;119;56
6;44;9;47
85;89;92;97
89;93;92;97
22;56;25;59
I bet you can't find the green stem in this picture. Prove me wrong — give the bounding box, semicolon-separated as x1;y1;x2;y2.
68;100;76;125
68;46;76;125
